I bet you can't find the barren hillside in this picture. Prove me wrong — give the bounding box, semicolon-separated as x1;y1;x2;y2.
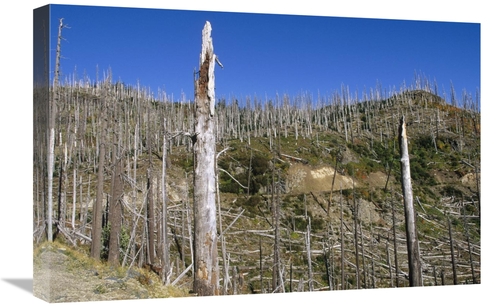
33;82;480;300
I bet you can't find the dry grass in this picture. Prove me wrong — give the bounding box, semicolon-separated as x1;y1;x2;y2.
33;240;190;303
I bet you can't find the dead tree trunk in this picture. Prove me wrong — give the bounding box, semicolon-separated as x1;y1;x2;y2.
306;216;313;291
447;215;458;285
352;179;360;289
386;241;393;287
398;116;422;286
271;160;283;293
323;237;334;291
47;18;65;242
192;21;219;296
146;169;155;264
90;99;107;260
391;187;399;288
161;120;171;285
146;104;156;265
359;212;367;288
91;143;105;259
108;86;123;267
259;237;264;293
108;144;123;267
71;167;77;229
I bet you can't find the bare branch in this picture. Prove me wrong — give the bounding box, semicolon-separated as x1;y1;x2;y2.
219;168;249;190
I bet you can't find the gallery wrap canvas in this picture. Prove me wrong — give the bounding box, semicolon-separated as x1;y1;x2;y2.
31;2;482;305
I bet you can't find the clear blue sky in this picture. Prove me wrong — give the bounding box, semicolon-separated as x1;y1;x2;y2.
48;4;480;104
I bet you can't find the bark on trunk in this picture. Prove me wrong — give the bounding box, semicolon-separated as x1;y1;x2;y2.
192;21;219;296
108;96;123;267
146;106;156;265
398;116;422;286
91;142;105;259
90;98;107;259
47;18;64;242
108;145;123;267
161;123;171;285
146;169;155;264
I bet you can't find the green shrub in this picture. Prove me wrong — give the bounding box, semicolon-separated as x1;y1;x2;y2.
442;185;463;198
100;225;130;262
310;216;325;232
287;215;307;232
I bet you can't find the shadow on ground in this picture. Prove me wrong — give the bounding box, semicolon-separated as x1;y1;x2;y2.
3;279;33;293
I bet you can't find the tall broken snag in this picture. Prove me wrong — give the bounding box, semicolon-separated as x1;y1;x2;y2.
192;21;219;296
398;115;423;286
195;21;216;117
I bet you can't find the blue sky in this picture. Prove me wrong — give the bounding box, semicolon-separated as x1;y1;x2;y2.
48;4;480;104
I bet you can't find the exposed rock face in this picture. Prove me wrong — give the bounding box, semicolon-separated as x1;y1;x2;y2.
460;172;479;187
286;164;388;194
286;164;356;194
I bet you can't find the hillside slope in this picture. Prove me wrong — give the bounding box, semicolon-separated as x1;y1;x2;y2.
33;84;480;299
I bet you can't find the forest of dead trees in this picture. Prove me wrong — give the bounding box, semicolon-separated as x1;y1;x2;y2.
33;19;480;297
33;71;481;292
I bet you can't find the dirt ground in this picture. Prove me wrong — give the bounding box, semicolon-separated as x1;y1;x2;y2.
33;243;187;303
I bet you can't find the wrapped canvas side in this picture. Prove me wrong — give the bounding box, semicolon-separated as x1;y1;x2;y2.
33;4;52;302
